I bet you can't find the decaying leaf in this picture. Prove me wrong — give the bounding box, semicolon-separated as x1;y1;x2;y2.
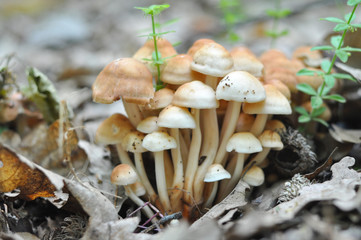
335;62;361;83
21;67;60;123
329;124;361;143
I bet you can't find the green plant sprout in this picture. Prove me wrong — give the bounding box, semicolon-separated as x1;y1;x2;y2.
135;4;174;91
265;0;291;48
219;0;245;42
295;0;361;127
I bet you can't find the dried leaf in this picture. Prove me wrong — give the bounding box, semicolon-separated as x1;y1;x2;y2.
335;62;361;83
0;144;63;201
329;124;361;143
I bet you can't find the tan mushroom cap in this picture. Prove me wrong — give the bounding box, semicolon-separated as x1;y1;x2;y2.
296;67;324;89
236;113;255;132
157;105;196;129
121;131;147;153
136;116;160;134
226;132;263;153
243;165;265;186
92;58;154;105
302;101;331;121
132;38;177;76
204;163;231;182
264;67;298;92
266;79;291;101
187;38;216;57
243;84;292;115
161;54;196;85
230;47;264;77
216;71;266;103
264;119;286;132
260;49;287;63
145;88;174;110
95;113;135;144
172;80;219;109
142;131;177;152
293;46;323;67
258;130;283;150
191;42;234;77
111;164;138;186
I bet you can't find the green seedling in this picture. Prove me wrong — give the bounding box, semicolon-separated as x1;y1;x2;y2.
295;0;361;127
219;0;245;42
265;0;291;48
136;4;174;91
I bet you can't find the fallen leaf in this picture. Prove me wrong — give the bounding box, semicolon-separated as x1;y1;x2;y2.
329;124;361;143
335;62;361;83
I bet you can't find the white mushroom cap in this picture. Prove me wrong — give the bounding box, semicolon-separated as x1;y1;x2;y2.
157;105;196;129
216;71;266;103
191;42;233;77
121;131;147;153
243;165;265;186
204;164;231;182
258;130;283;150
110;164;138;186
142;131;177;152
243;84;292;115
226;132;263;154
230;47;264;77
172;80;219;109
136;116;160;134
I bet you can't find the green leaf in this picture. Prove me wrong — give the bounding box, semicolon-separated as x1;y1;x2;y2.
135;4;170;16
347;0;361;6
296;68;319;76
296;83;317;95
321;17;345;23
321;59;332;72
334;23;350;32
313;117;329;127
294;106;309;116
344;12;355;22
323;94;346;103
341;46;361;52
266;8;291;18
311;106;326;118
154;18;179;29
311;95;323;108
320;85;332;96
311;45;334;51
324;74;336;88
22;67;59;123
331;72;356;81
298;115;311;123
335;49;350;62
330;35;343;48
350;23;361;29
228;31;241;42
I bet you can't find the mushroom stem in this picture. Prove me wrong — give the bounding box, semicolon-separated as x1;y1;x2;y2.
183;108;201;205
115;144;136;170
214;101;242;165
154;151;172;214
249;114;268;137
133;152;157;203
243;147;271;172
169;128;184;212
123;101;143;127
203;182;218;209
124;186;157;224
218;153;245;201
193;108;219;204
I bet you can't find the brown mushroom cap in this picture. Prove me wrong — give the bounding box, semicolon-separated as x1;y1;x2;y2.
187;38;216;57
230;47;264;77
92;58;154;105
111;164;138;186
161;54;196;85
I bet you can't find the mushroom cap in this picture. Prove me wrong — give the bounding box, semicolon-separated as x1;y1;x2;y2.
216;71;266;103
204;164;231;182
157;105;196;129
243;165;265;186
95;113;135;144
187;38;216;57
92;58;154;105
191;42;233;77
137;116;160;134
243;84;292;115
230;47;264;77
161;54;195;85
260;49;287;63
258;130;283;150
145;88;174;110
142;131;177;152
264;119;286;132
265;79;291;101
302;101;331;121
264;67;298;93
172;80;219;109
111;164;138;186
122;131;147;153
226;132;263;153
236;113;255;132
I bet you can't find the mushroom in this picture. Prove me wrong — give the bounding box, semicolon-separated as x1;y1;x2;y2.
230;47;264;78
92;58;154;127
218;132;262;200
187;38;215;57
243;84;292;137
243;165;265;187
202;163;231;209
157;105;196;211
215;71;266;166
142;131;177;214
111;164;156;222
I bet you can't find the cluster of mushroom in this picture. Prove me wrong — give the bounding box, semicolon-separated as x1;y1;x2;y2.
92;38;295;219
